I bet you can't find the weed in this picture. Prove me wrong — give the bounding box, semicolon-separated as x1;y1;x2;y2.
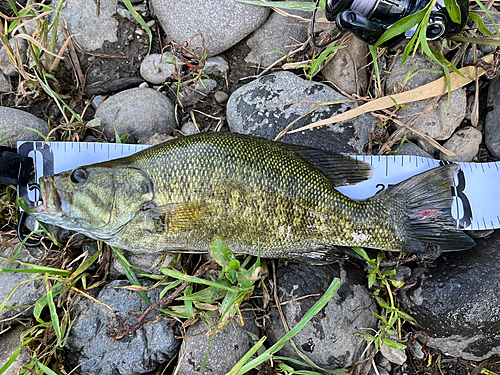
352;247;416;353
297;40;344;80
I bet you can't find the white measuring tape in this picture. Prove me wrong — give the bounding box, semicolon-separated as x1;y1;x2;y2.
17;141;500;231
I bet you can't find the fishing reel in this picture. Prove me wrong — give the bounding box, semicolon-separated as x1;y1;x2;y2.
315;0;468;47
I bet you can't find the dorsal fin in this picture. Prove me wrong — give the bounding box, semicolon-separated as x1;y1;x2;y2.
280;144;372;186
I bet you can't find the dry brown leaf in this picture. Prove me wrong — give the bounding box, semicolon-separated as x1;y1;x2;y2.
288;53;494;134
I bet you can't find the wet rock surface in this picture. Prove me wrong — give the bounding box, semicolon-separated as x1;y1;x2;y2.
227;71;374;153
266;260;378;370
176;309;260;374
400;231;500;361
66;279;180;375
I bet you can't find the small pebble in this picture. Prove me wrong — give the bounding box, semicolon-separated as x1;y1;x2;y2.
215;90;229;104
133;3;147;12
203;56;230;76
0;71;10;93
410;341;425;360
135;28;144;36
440;127;482;162
92;95;105;109
140;53;177;84
116;6;134;21
464;48;484;65
146;20;155;28
381;341;407;365
181;121;199;136
138;82;149;88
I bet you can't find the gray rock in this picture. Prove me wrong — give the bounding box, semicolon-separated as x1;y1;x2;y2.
54;0;118;51
400;231;500;361
152;0;269;57
0;326;31;374
227;71;375;154
94;87;176;143
137;133;174;145
140;53;177;84
478;44;496;55
322;35;369;95
266;260;378;370
410;340;425;360
245;10;309;68
481;8;500;36
177;309;259;374
214;90;229;104
66;279;180;375
371;366;390;375
176;77;217;107
386;54;466;140
380;342;407;365
485;75;500;158
180;121;199;136
0;241;46;323
0;107;47;147
116;4;135;22
464;48;484;65
0;38;27;76
396;142;433;159
0;71;10;93
203;56;229;77
439;127;482;162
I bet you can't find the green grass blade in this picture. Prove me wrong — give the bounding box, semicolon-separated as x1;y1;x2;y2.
46;289;61;343
226;336;267;375
161;267;242;293
475;0;500;37
469;11;494;36
450;35;500;45
36;361;58;375
231;277;342;374
0;259;72;276
233;0;318;11
0;346;22;374
444;0;461;23
373;7;427;48
121;0;152;53
111;247;151;305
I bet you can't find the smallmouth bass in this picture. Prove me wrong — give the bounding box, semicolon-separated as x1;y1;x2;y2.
27;132;475;263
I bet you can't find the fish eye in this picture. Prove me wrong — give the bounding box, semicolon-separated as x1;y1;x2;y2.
70;169;87;185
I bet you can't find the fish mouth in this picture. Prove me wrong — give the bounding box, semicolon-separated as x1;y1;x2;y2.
26;176;62;217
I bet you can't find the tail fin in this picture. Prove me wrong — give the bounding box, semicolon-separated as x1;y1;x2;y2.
386;164;475;253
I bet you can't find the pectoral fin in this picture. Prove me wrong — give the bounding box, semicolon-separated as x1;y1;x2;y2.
145;202;212;233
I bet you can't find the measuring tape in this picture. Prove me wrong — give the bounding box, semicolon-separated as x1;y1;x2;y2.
17;141;500;232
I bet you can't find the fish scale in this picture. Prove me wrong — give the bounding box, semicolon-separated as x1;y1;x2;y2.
26;132;475;263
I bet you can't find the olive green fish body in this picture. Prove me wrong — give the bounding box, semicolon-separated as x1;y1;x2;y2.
28;133;474;262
